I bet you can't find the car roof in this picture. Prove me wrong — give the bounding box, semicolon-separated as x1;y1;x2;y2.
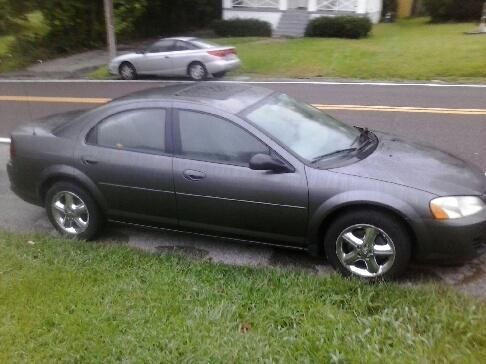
164;37;197;42
112;83;275;114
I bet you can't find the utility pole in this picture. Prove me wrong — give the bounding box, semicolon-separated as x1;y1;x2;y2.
479;1;486;33
103;0;117;62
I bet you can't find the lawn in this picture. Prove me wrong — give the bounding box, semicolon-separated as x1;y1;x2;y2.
0;11;49;73
0;231;484;362
212;18;486;82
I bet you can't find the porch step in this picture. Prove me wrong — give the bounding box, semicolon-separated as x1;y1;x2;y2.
274;10;310;38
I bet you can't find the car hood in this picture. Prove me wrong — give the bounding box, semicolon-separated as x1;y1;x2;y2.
330;131;486;196
111;52;142;63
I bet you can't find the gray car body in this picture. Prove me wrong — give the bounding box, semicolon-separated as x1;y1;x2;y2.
108;37;241;77
7;84;486;263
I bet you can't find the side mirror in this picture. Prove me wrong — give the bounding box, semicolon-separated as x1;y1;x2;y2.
249;153;292;173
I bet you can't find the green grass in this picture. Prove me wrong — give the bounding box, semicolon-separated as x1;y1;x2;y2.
1;231;485;362
212;18;486;82
87;65;112;80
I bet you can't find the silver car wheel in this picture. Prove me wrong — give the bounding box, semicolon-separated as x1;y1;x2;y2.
189;64;206;80
51;191;89;235
336;224;396;278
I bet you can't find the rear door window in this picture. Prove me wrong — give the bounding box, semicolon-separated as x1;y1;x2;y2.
87;109;167;154
174;41;197;51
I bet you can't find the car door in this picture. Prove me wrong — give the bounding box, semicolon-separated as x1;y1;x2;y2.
172;107;309;245
75;106;177;227
136;40;175;75
168;40;200;76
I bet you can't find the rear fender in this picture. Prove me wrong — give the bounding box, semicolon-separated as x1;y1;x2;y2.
37;165;107;211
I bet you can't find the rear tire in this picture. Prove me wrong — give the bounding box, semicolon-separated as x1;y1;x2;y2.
45;182;103;241
324;209;411;280
188;62;208;81
119;62;137;80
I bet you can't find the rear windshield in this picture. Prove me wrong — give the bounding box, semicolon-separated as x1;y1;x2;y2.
188;39;220;49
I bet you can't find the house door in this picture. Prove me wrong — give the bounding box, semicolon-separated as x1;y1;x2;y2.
289;0;308;9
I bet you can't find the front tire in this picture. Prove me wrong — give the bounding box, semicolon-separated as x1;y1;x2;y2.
119;62;137;80
324;210;412;280
188;62;208;81
45;182;103;240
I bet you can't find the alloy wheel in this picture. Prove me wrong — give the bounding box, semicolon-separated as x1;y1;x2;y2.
189;64;206;80
336;224;396;278
51;191;89;235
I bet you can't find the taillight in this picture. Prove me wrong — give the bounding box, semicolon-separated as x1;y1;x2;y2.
208;48;236;57
9;138;15;160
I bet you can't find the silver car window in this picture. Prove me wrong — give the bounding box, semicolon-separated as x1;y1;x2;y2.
147;40;175;53
188;39;220;49
174;41;197;51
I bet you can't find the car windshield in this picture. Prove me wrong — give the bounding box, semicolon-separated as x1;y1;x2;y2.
245;94;361;162
188;39;219;49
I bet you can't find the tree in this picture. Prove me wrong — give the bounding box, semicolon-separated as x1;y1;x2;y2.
0;0;37;34
424;0;484;22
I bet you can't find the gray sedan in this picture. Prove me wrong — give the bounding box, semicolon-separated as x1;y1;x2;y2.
109;37;241;80
7;84;486;280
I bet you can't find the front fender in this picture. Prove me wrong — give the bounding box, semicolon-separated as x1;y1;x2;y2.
307;190;428;254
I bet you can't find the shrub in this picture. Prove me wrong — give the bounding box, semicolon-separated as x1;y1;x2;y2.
212;18;272;37
305;16;372;39
0;32;50;71
424;0;483;22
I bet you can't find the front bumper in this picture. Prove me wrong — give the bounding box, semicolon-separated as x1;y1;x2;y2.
413;210;486;263
108;62;119;75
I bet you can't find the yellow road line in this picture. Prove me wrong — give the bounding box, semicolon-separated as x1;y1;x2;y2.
313;104;486;115
1;95;485;115
0;96;110;104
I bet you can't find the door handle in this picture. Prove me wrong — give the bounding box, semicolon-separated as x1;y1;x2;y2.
183;169;205;181
81;157;99;165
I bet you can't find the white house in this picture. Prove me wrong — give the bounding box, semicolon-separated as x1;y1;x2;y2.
222;0;383;37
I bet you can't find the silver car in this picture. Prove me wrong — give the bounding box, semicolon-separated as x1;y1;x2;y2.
109;37;241;81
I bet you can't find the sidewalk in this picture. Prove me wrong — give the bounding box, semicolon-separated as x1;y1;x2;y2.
26;49;110;76
0;40;152;79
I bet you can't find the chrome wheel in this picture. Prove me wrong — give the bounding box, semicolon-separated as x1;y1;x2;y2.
50;191;89;235
189;64;206;80
336;224;396;278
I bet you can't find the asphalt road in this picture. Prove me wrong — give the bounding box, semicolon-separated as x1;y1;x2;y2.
1;80;485;171
0;80;485;297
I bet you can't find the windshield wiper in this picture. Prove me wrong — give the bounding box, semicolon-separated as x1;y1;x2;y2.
311;148;357;163
353;127;372;147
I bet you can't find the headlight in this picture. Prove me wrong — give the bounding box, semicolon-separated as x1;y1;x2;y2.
430;196;485;220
